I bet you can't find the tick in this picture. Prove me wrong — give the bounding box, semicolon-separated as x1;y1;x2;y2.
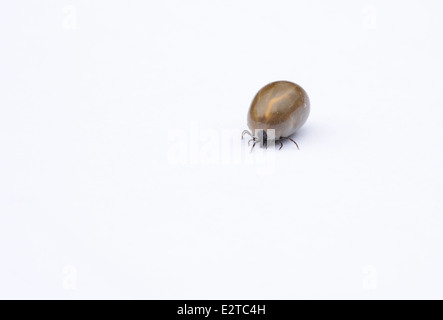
242;80;310;152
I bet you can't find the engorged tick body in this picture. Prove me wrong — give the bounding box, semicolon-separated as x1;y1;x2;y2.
242;81;310;151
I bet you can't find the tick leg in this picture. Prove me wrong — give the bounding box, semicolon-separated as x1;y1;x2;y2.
278;141;283;150
281;137;300;150
242;130;253;140
250;143;256;153
248;138;255;146
288;138;300;150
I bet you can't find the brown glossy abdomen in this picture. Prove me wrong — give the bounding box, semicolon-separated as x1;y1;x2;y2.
247;81;310;139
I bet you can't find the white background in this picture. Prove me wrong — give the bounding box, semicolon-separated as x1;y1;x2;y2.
1;0;443;299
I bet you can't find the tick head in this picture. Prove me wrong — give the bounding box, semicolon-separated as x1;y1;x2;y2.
258;129;267;148
253;129;268;148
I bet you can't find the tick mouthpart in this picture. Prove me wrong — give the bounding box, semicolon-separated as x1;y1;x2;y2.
255;129;268;148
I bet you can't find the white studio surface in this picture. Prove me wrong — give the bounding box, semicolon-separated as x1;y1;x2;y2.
1;1;443;299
